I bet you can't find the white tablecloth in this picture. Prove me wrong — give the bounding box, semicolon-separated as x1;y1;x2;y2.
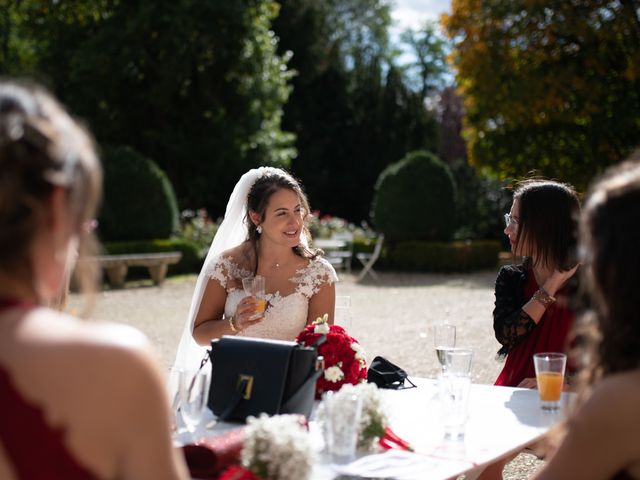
178;378;571;479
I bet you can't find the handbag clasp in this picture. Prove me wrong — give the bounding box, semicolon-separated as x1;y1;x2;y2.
237;374;254;400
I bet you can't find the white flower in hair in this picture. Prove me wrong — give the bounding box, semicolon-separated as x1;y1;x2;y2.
258;166;286;178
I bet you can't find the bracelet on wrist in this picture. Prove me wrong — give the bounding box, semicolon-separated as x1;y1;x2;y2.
228;316;239;333
532;287;556;307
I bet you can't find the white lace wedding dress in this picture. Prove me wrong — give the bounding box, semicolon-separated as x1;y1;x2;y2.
205;255;338;340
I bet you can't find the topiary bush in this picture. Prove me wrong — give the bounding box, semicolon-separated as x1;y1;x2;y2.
371;150;456;242
99;146;179;241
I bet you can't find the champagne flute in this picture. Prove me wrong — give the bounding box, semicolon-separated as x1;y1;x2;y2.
166;367;183;432
434;324;456;369
242;275;267;318
179;369;210;440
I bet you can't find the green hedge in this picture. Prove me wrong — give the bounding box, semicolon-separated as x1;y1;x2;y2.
100;146;179;241
382;240;500;272
372;151;456;242
102;239;202;274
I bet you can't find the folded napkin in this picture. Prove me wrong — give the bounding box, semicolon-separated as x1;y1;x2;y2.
182;427;245;479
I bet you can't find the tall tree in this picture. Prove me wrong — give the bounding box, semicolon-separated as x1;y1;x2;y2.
12;0;295;215
438;86;467;165
0;0;38;75
400;21;449;102
273;0;439;221
443;0;640;188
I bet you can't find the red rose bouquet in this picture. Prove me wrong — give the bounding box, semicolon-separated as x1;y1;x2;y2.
296;314;368;398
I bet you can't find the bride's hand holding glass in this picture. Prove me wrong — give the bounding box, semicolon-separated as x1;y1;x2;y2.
229;276;266;331
232;297;266;331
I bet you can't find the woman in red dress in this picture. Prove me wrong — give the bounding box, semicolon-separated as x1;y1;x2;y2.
0;81;187;479
477;180;582;480
493;180;581;388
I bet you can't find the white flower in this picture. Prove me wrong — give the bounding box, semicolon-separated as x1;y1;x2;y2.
314;322;330;334
351;342;367;367
312;313;329;325
312;313;330;334
318;383;388;450
324;365;344;383
242;414;315;480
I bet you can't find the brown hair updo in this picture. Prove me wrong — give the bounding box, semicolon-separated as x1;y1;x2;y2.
244;169;318;272
0;80;102;295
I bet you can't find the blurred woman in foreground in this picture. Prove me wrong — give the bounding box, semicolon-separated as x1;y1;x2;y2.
0;81;187;479
534;157;640;479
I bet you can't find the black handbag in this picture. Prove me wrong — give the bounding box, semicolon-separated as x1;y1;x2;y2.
207;336;324;422
367;355;416;390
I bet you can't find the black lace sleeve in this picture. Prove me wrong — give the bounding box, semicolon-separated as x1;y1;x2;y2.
493;264;537;356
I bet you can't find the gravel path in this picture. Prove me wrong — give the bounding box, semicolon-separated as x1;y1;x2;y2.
69;270;543;479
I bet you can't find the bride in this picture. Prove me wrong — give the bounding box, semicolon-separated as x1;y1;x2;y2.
173;167;337;369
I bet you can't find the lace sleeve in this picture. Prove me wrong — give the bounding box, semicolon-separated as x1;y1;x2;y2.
493;265;537;356
202;255;249;291
293;257;338;298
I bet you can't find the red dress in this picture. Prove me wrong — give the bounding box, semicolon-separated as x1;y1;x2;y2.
0;299;97;479
494;272;575;387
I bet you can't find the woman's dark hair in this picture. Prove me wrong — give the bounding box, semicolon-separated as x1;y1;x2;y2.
577;156;640;382
513;179;580;270
244;169;318;272
0;80;102;300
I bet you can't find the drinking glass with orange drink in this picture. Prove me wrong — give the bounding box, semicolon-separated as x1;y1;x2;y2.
242;275;267;319
533;352;567;410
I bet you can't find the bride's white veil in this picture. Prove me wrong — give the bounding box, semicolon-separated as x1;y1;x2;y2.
172;166;282;370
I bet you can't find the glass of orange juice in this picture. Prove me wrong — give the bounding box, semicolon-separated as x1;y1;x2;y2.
242;275;266;318
533;352;566;410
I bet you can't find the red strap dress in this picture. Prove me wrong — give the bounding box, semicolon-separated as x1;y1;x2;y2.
494;273;574;387
0;299;97;479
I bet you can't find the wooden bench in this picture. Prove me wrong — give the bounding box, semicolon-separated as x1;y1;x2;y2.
91;252;182;288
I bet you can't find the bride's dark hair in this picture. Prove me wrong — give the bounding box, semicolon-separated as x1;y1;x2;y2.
245;169;319;273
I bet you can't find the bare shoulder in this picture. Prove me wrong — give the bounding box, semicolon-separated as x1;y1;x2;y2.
27;307;150;350
584;371;640;421
16;308;160;389
570;370;640;458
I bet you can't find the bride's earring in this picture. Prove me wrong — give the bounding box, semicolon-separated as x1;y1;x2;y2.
256;225;263;234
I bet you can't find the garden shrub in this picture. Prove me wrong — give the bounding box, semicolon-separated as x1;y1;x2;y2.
176;208;219;255
383;240;501;272
371;150;456;242
99;146;179;241
449;159;512;241
102;239;202;274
